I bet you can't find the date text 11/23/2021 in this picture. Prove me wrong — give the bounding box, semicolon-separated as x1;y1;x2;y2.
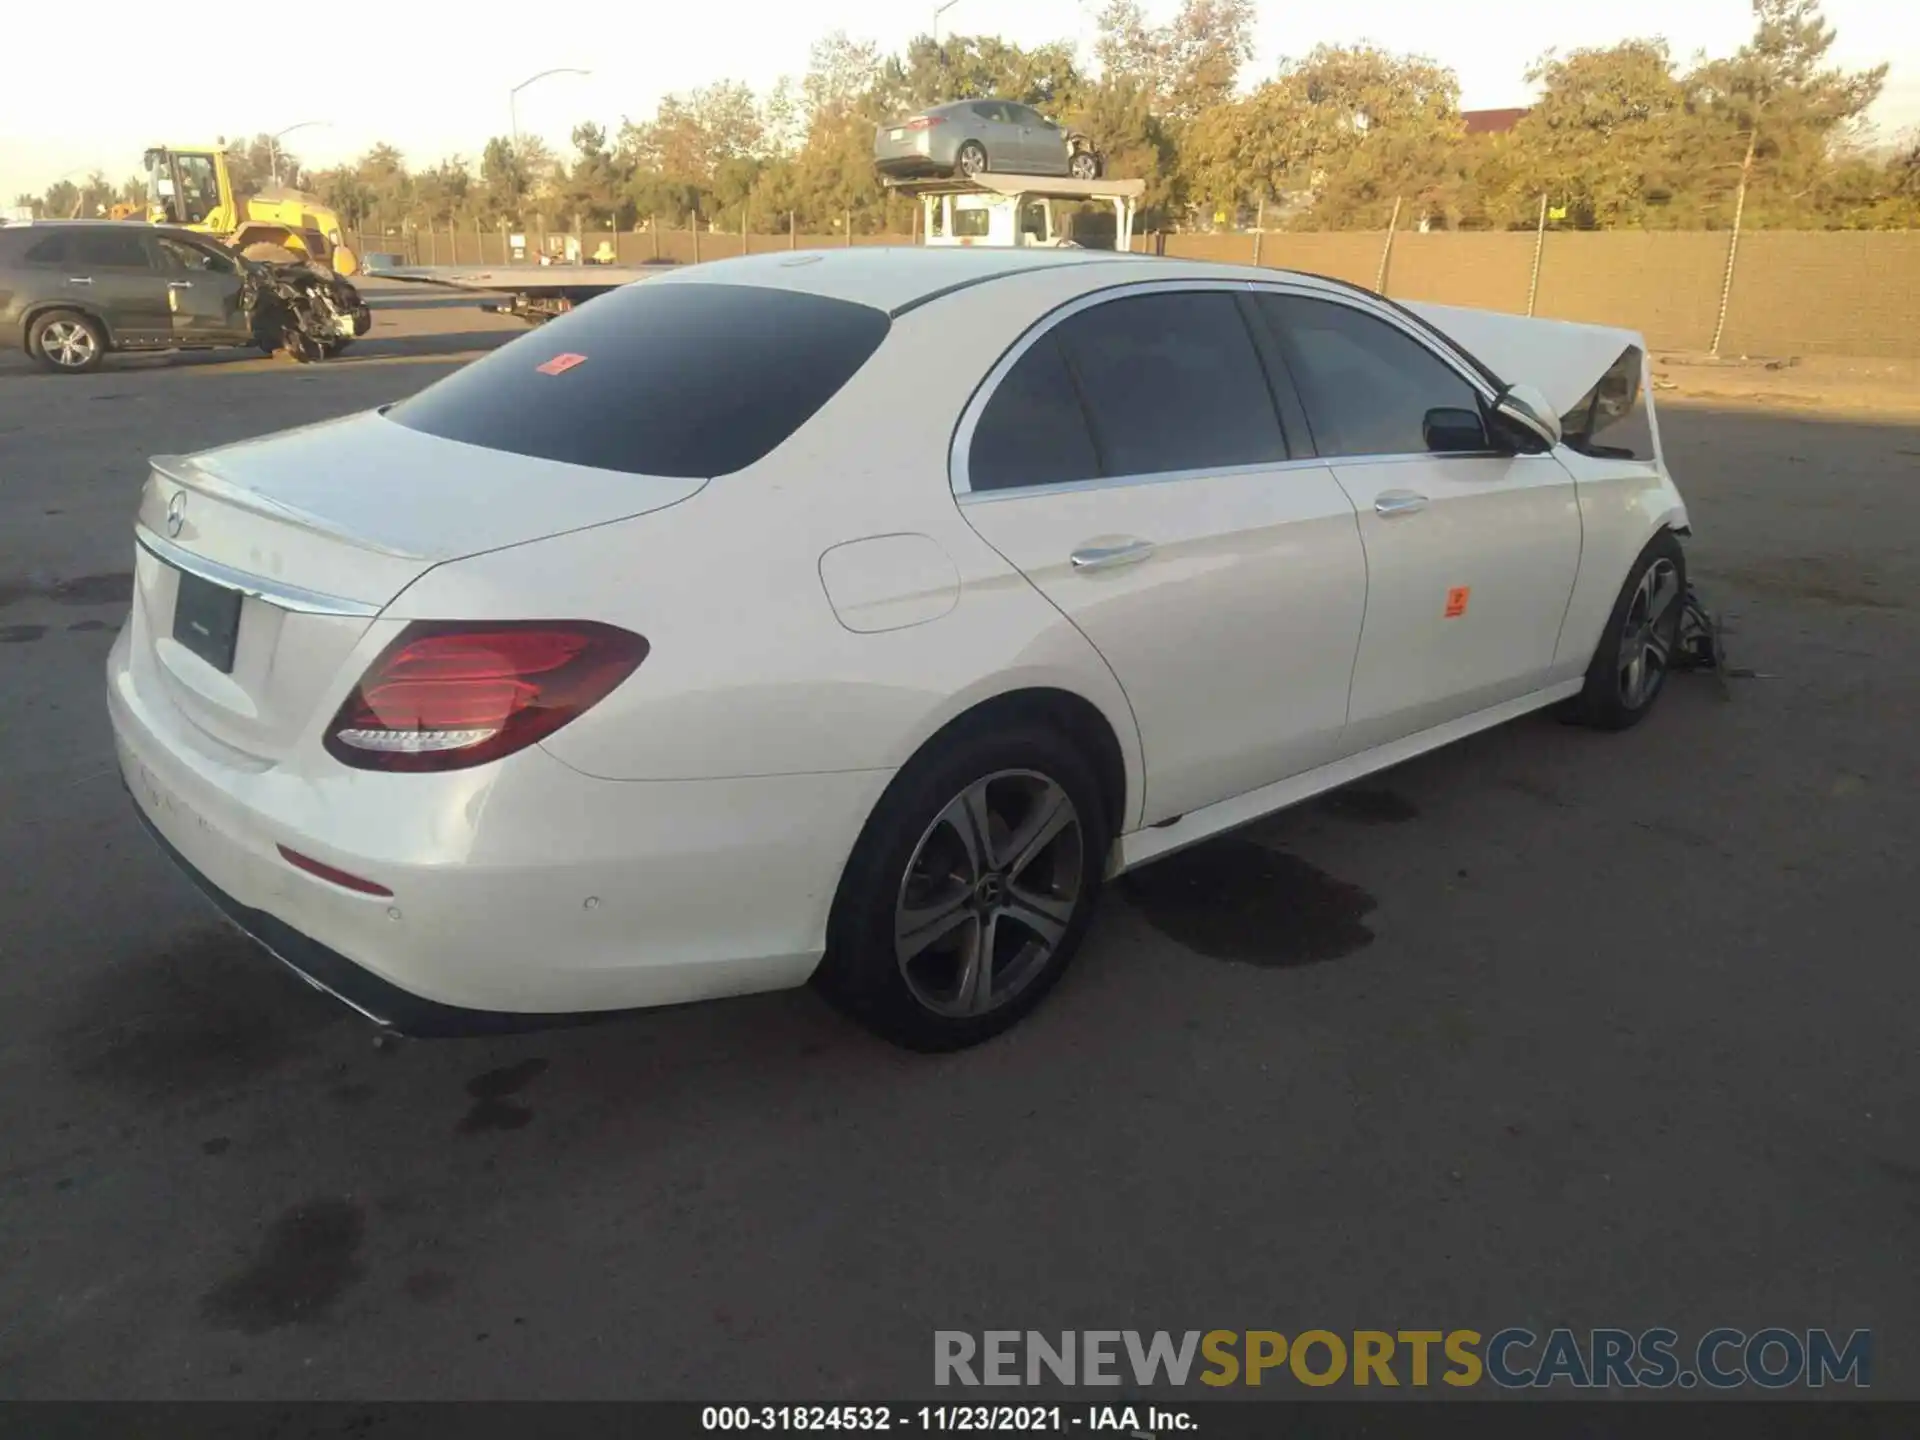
702;1407;1185;1433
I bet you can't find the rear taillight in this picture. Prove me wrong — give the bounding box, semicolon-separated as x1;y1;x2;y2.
905;116;945;131
323;621;648;772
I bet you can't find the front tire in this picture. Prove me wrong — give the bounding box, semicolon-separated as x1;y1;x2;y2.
955;140;989;178
1567;530;1687;730
818;726;1109;1051
28;310;106;374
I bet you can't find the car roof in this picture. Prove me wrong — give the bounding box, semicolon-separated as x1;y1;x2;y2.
645;245;1397;319
0;219;198;236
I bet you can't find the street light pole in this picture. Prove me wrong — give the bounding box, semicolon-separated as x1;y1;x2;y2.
933;0;960;45
510;67;592;149
269;120;328;186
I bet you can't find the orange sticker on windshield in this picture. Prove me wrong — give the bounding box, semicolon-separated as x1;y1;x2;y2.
1444;586;1471;619
536;352;587;375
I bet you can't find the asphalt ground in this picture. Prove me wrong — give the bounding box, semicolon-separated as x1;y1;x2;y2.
1;283;1916;1400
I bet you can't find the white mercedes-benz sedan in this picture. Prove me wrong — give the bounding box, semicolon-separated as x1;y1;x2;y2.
109;247;1690;1050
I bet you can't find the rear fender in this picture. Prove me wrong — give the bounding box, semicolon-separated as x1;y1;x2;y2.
20;297;120;348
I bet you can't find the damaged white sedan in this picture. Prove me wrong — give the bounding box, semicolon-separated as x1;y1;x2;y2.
108;248;1689;1051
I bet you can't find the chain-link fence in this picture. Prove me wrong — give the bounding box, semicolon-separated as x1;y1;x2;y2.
348;216;1920;359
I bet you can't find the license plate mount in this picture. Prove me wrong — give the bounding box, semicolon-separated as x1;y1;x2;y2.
171;569;242;673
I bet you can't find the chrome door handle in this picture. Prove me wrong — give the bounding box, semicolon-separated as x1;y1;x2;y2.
1374;491;1429;517
1070;540;1155;571
168;280;193;289
66;276;92;285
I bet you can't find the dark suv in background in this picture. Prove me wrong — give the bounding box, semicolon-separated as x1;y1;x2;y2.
0;221;354;373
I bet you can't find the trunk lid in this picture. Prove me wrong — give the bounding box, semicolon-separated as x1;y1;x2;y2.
132;409;707;762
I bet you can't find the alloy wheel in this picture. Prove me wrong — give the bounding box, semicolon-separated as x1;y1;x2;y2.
42;321;97;369
894;770;1084;1018
1617;557;1682;709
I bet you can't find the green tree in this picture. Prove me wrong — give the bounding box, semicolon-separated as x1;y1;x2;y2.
1093;0;1165;93
1498;41;1693;228
1182;45;1461;226
222;133;306;196
881;33;1085;115
564;123;629;223
1685;0;1888;227
414;157;474;224
1161;0;1255;121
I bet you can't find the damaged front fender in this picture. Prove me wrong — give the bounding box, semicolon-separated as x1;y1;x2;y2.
243;261;372;362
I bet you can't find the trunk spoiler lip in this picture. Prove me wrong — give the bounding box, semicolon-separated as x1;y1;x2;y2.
148;453;434;562
133;524;384;618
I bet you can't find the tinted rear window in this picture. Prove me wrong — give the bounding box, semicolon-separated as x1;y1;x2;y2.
19;232;70;264
72;228;152;268
388;281;891;477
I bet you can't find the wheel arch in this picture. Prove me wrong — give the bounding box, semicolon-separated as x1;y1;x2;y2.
837;681;1139;918
911;686;1131;840
22;301;116;350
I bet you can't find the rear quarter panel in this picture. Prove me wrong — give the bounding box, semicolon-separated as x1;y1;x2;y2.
382;269;1148;823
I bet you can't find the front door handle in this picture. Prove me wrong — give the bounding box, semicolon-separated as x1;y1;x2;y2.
1070;539;1155;571
1374;491;1429;517
168;280;193;290
66;276;93;285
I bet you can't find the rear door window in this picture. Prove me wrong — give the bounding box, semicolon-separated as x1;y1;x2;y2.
18;232;70;265
388;281;890;478
1051;290;1288;478
969;335;1101;491
72;228;155;269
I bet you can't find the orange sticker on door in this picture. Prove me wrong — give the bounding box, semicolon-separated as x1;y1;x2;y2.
1444;586;1471;619
536;352;588;376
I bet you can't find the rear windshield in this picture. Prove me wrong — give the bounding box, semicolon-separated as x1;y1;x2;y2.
388;280;891;477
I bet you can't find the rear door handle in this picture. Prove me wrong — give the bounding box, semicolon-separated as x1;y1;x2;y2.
1071;539;1155;571
1374;491;1429;517
168;280;193;289
66;276;93;285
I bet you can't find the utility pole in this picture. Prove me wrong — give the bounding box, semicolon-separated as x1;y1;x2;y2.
1710;125;1760;358
511;68;592;148
269;121;328;186
933;0;961;44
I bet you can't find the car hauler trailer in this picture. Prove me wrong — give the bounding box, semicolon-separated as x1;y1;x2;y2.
368;173;1145;323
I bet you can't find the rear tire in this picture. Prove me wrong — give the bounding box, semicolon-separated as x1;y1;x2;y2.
817;725;1109;1051
955;141;989;178
1068;150;1102;180
28;310;106;374
1566;530;1688;730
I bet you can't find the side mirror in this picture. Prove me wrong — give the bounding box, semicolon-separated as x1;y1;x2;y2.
1423;406;1488;454
1495;383;1563;449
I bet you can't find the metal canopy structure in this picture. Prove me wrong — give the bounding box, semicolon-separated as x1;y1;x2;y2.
880;173;1146;202
883;171;1144;253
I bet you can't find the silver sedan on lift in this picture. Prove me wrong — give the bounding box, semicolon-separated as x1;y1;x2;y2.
875;100;1104;180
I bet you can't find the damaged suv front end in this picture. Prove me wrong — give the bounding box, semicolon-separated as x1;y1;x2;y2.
246;257;372;362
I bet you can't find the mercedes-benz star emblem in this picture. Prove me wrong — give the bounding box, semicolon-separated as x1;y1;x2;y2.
165;491;186;538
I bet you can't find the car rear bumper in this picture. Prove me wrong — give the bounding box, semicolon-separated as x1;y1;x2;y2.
875;155;954;179
128;800;570;1037
108;620;894;1032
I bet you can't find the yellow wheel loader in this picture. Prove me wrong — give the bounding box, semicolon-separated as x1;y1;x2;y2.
143;146;358;275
